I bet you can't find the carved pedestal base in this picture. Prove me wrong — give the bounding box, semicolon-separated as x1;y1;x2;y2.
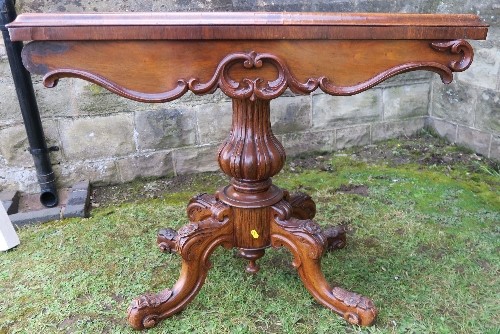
127;192;376;330
127;97;375;331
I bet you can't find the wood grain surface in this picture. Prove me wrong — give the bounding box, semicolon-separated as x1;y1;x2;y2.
22;39;470;101
7;12;488;40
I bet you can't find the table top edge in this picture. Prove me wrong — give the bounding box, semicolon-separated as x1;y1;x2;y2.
6;12;489;28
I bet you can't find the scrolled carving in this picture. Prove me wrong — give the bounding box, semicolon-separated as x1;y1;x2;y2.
344;312;360;326
188;51;290;101
302;220;322;235
331;287;377;326
157;228;178;253
127;289;173;328
187;194;231;222
323;225;347;251
177;218;232;262
178;223;198;238
129;289;173;311
177;223;200;251
431;39;473;72
270;217;377;326
128;215;234;330
331;287;375;311
43;45;473;102
273;216;327;260
211;201;231;221
142;314;159;329
43;45;473;101
271;199;293;220
187;193;215;222
286;192;317;220
43;68;189;102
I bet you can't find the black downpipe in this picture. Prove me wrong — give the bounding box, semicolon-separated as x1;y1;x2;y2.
1;0;58;207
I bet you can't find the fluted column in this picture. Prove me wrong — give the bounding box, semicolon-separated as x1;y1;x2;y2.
217;98;286;208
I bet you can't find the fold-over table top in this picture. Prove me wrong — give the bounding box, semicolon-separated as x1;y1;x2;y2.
7;12;488;41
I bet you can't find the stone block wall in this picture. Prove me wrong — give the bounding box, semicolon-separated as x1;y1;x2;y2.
0;0;498;193
429;3;500;158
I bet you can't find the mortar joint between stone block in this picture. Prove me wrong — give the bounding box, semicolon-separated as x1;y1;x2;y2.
369;124;373;144
132;113;140;153
309;93;313;128
428;78;434;118
171;151;179;177
381;89;386;122
488;134;493;158
334;128;337;150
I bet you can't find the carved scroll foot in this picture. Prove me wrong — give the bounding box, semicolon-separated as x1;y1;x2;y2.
323;225;347;251
284;191;317;220
157;228;178;253
128;213;234;330
270;208;377;326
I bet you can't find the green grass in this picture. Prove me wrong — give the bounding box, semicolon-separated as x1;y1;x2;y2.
1;139;499;334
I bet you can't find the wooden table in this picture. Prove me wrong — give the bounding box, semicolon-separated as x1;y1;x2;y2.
7;12;488;330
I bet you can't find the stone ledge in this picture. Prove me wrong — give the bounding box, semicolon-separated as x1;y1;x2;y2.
63;205;86;219
58;114;135;161
116;151;175;183
135;108;197;150
312;89;382;129
431;80;478;126
383;83;430;120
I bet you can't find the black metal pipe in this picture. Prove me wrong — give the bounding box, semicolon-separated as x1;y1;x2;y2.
1;0;58;207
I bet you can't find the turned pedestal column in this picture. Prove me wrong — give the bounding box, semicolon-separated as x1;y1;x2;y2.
218;98;284;272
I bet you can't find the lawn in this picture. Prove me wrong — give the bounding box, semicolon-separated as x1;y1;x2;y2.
1;134;499;334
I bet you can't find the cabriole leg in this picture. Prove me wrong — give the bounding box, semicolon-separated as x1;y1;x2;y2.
128;202;233;330
270;200;377;326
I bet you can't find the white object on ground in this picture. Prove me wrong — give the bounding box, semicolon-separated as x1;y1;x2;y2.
0;204;19;251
